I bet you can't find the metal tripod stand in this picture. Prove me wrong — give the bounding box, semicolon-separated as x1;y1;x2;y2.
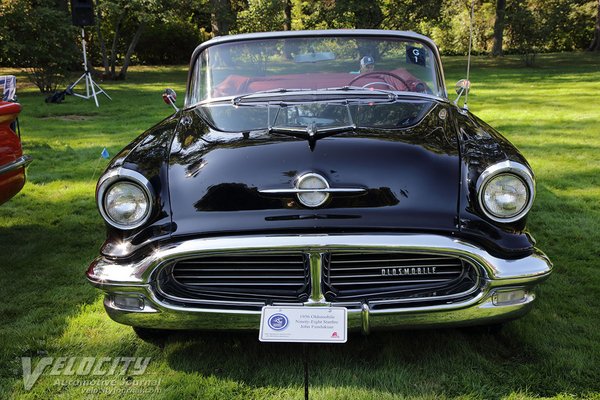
68;28;111;107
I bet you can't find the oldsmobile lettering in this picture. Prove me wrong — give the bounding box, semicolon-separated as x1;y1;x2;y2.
381;267;437;276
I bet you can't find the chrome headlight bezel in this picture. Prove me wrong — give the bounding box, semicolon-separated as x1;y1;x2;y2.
97;169;155;230
476;161;535;223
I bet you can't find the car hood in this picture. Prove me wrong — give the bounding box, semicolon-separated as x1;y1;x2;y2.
167;101;460;237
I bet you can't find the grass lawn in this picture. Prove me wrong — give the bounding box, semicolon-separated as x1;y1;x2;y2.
1;52;599;399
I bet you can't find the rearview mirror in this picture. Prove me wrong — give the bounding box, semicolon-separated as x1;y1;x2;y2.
162;88;179;111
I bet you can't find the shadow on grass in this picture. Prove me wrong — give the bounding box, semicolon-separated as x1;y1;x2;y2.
159;327;550;399
0;223;100;383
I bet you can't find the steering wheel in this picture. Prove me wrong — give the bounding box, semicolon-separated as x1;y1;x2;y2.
348;71;410;91
361;81;397;90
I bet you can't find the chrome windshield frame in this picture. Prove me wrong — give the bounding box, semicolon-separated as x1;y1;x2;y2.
184;29;448;109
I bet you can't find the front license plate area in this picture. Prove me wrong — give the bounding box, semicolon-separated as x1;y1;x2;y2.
259;306;347;343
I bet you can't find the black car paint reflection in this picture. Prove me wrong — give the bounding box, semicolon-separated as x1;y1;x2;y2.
99;99;535;259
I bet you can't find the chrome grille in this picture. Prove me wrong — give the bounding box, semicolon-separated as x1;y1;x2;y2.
323;252;478;302
155;250;481;308
157;253;310;304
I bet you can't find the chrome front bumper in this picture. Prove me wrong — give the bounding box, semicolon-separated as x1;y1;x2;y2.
86;234;552;333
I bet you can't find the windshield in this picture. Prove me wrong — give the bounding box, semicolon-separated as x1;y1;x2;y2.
187;36;442;106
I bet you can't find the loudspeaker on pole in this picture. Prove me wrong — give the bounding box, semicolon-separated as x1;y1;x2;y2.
70;0;95;27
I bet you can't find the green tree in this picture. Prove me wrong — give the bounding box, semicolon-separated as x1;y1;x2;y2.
505;0;543;65
235;0;286;33
380;0;444;31
0;0;78;93
95;0;167;80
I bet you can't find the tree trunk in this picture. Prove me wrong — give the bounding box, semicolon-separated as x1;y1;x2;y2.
109;12;125;79
210;0;233;36
95;0;109;76
118;21;146;80
492;0;506;56
589;0;600;51
283;0;292;31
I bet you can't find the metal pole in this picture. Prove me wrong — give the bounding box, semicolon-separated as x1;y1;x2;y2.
81;28;88;73
67;27;107;107
464;0;475;110
81;28;100;107
303;344;309;400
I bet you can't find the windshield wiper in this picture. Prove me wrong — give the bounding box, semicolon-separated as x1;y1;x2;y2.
231;86;398;106
232;88;312;106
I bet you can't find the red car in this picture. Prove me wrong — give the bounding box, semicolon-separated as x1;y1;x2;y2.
0;76;32;205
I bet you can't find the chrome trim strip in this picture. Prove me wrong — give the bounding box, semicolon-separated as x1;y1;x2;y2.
475;160;535;223
259;188;366;194
0;154;32;176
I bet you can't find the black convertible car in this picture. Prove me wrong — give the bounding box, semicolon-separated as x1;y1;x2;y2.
87;30;551;338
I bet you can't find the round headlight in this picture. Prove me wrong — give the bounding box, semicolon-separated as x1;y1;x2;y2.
97;169;155;230
477;161;534;223
103;181;149;228
482;174;528;217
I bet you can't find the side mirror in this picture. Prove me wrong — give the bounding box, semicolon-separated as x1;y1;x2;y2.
455;79;471;95
454;79;471;110
162;88;179;111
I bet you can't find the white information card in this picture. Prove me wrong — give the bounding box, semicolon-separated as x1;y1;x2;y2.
259;306;347;343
